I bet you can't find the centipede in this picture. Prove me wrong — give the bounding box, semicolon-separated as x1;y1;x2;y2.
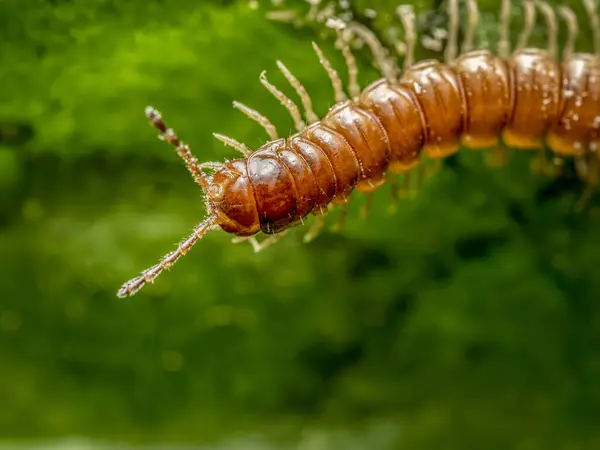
116;0;600;298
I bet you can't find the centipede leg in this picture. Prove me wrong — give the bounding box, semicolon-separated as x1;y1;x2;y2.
535;0;558;60
462;0;479;54
213;133;251;157
575;155;598;212
418;159;441;194
530;147;550;175
303;214;326;243
396;5;416;71
416;163;428;197
575;155;589;182
583;0;600;56
445;0;459;63
331;26;360;100
331;203;349;231
388;177;401;214
312;41;348;103
548;155;566;179
386;171;411;206
401;170;413;198
252;232;288;252
484;143;511;168
232;232;287;252
515;0;536;53
360;193;375;219
498;0;511;58
233;101;279;140
557;6;579;61
276;61;320;124
260;71;306;132
339;21;398;84
400;166;422;199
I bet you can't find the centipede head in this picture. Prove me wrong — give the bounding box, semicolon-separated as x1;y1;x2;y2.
203;160;261;236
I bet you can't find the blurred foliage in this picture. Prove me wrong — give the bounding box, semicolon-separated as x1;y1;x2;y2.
1;0;600;448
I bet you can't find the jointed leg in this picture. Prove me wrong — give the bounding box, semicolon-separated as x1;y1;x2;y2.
515;0;536;53
396;167;421;198
232;101;279;140
360;192;375;219
557;6;579;61
484;143;510;167
312;41;348;103
535;0;557;60
530;145;552;175
117;216;219;298
388;176;401;213
332;25;361;99
213;133;251;157
232;232;288;253
498;0;511;58
583;0;600;56
331;202;349;231
260;71;306;132
414;160;428;196
276;60;320;124
445;0;459;63
396;5;417;70
303;214;326;243
575;155;599;211
401;170;413;198
547;155;566;179
462;0;480;54
339;20;398;84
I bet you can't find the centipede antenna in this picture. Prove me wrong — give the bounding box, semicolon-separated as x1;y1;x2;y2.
342;21;399;84
312;41;348;103
462;0;479;53
498;0;511;57
583;0;600;56
213;133;251;157
557;6;579;61
259;71;306;132
535;1;557;60
232;101;279;140
276;61;320;124
145;106;209;189
515;0;536;53
330;23;361;100
117;216;219;298
396;5;416;70
444;0;459;63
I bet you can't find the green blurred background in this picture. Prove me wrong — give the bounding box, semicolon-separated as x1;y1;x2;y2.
2;0;600;448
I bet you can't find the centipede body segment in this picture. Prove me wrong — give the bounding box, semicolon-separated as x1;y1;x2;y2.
117;0;600;298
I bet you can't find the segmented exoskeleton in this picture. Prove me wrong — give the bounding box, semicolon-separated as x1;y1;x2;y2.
117;0;600;298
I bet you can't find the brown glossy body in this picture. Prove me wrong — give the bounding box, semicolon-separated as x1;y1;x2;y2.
547;53;600;156
454;50;513;149
503;49;563;149
207;49;600;236
400;60;464;158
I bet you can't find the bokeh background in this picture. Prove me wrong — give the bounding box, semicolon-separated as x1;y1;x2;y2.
2;0;600;448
